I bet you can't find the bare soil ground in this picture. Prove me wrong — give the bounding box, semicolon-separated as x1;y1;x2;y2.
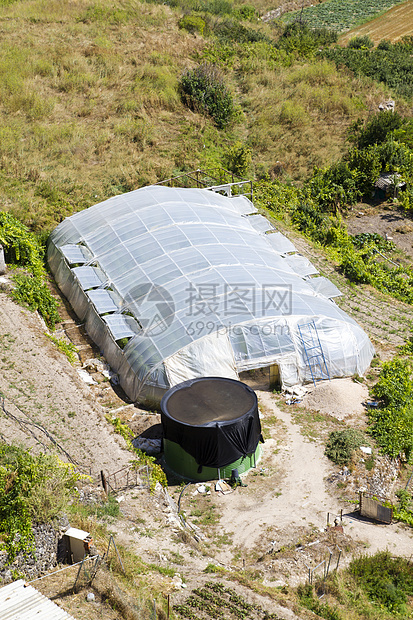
0;285;131;476
2;205;413;618
338;0;413;45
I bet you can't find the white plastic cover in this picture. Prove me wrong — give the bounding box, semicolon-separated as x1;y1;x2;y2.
47;185;374;405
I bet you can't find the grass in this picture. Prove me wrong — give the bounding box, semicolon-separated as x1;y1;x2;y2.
0;0;404;234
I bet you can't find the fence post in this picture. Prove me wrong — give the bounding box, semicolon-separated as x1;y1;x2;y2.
101;470;108;494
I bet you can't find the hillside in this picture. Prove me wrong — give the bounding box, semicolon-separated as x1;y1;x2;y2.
0;0;411;234
2;0;413;619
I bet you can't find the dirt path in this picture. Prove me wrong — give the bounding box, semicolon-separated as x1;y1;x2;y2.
216;391;332;553
215;390;413;566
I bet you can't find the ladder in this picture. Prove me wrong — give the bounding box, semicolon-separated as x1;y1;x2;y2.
297;321;330;386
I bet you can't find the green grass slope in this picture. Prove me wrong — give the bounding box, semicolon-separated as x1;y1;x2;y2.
0;0;405;233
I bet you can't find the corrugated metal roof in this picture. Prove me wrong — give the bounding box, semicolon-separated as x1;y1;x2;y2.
0;579;76;620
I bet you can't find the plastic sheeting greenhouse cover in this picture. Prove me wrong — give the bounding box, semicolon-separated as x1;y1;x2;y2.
47;185;374;405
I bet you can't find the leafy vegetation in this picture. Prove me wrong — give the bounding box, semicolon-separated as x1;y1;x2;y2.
174;581;281;619
367;358;413;461
106;416;167;491
0;212;59;328
11;274;60;329
325;429;368;465
284;0;406;33
349;551;413;615
297;583;341;620
0;444;86;559
323;36;413;99
179;63;238;129
46;335;78;365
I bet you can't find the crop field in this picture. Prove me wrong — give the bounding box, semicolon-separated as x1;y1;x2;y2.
284;0;407;32
173;582;280;620
339;0;413;45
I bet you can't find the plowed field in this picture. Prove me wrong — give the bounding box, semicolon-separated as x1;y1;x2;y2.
339;0;413;45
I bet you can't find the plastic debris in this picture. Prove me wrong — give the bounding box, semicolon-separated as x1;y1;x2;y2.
132;437;162;455
360;446;372;455
77;368;98;385
215;479;232;494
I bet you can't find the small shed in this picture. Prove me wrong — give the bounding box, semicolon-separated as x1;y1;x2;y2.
374;172;406;201
0;579;76;619
62;527;93;563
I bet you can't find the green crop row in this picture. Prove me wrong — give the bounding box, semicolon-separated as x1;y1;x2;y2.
283;0;406;33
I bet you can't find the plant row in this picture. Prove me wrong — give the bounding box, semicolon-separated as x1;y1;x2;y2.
174;581;281;619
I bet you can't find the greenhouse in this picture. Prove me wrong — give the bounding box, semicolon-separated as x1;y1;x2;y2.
47;185;374;406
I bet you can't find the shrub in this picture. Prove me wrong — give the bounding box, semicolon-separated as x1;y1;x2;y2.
349;552;413;614
297;583;342;620
325;429;367;465
348;35;374;50
178;14;205;35
0;212;60;328
377;39;392;51
212;18;269;44
372;358;413;407
307;162;360;211
368;359;413;460
179;63;237;128
290;201;329;243
0;445;86;559
11;274;60;329
277;22;337;57
234;4;256;20
348;111;406;149
223;141;251;177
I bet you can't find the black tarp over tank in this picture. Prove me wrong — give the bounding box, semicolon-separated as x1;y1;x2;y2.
160;377;263;470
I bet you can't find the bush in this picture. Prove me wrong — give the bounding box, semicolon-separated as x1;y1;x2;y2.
307;162;360;211
0;212;60;328
372;358;413;407
0;445;86;559
277;22;337;57
179;63;237;128
11;274;60;329
290;201;329;243
377;39;392;51
297;583;342;620
223;141;251;177
348;111;406;149
325;429;367;465
368;359;413;460
349;552;413;614
348;35;374;50
178;14;205;35
212;18;269;44
234;4;256;20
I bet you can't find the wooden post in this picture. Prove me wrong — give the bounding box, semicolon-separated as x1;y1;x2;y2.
101;470;108;495
167;594;170;619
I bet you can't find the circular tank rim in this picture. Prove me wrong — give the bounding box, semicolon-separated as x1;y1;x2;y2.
160;376;258;428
